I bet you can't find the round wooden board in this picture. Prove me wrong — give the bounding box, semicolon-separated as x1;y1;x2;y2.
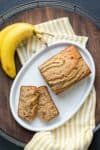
0;7;100;147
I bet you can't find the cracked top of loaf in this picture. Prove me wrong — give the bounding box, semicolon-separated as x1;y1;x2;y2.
39;46;91;94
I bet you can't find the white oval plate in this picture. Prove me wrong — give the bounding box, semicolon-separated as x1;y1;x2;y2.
10;41;95;131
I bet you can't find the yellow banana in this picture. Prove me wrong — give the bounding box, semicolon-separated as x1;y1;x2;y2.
0;23;31;60
1;23;40;78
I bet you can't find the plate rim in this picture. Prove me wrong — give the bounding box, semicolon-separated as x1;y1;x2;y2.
10;40;95;131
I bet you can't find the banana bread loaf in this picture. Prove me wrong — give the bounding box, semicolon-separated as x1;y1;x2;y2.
39;46;91;94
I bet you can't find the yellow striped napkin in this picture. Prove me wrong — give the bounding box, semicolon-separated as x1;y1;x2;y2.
17;17;96;150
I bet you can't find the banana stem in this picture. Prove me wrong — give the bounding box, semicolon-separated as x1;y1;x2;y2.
38;37;48;47
35;33;48;47
39;32;54;37
34;30;54;37
33;30;55;47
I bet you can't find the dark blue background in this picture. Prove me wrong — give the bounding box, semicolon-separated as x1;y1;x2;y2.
0;0;100;27
0;129;100;150
0;0;100;149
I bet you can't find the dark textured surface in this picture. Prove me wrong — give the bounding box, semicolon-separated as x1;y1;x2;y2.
0;1;100;149
0;7;100;146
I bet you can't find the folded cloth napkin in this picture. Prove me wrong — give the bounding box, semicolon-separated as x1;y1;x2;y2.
17;17;96;150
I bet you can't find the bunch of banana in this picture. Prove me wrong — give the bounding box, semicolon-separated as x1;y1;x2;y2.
0;23;50;78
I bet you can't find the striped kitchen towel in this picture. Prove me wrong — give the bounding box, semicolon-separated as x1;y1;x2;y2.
17;17;96;150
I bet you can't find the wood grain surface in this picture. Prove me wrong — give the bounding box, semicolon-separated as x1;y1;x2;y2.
0;7;100;145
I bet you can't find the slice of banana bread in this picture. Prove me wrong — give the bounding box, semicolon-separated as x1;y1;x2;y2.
37;86;59;121
18;86;39;121
39;46;91;94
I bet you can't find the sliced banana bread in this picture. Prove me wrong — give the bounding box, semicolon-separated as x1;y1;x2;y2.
18;86;39;121
37;86;59;121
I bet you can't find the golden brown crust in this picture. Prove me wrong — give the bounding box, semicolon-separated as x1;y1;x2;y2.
37;86;59;121
18;86;39;121
39;46;91;94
